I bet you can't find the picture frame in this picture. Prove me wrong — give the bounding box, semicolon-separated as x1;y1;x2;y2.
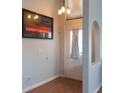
22;8;53;39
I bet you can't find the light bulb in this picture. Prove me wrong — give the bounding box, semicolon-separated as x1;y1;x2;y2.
27;15;31;19
67;8;71;14
58;9;62;15
61;6;65;13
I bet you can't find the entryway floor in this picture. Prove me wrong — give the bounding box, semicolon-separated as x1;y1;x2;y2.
27;77;82;93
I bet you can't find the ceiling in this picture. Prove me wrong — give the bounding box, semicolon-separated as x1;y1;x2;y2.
65;0;83;20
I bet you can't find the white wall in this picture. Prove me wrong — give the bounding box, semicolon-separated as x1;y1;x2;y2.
22;0;62;91
83;0;102;93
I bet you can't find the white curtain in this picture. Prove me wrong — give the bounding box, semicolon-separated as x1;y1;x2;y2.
71;28;80;59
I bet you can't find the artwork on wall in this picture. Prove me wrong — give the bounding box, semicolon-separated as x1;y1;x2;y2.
22;9;53;39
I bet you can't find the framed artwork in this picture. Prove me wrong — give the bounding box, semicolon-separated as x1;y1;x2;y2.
22;9;53;39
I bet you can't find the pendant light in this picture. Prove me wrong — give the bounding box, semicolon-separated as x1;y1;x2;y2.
58;0;65;15
58;0;71;15
67;7;71;14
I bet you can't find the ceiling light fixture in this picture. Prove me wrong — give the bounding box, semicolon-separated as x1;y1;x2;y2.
58;0;71;15
58;9;62;15
67;7;71;14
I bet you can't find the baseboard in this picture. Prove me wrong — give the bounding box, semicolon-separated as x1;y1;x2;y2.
23;75;60;93
94;83;102;93
59;74;65;77
61;74;82;81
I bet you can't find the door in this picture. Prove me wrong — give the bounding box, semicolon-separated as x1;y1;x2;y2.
64;28;83;80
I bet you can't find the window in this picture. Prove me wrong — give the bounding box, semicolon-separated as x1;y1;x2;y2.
78;30;83;56
70;29;83;57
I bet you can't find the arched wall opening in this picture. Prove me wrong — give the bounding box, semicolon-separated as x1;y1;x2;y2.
91;21;100;64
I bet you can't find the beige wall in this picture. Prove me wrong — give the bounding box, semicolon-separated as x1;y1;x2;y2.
22;0;63;91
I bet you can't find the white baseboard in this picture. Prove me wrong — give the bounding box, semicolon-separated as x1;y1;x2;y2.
61;74;82;81
94;83;102;93
23;75;60;93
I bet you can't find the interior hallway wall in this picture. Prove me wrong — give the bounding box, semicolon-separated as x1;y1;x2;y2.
22;0;63;90
83;0;102;92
